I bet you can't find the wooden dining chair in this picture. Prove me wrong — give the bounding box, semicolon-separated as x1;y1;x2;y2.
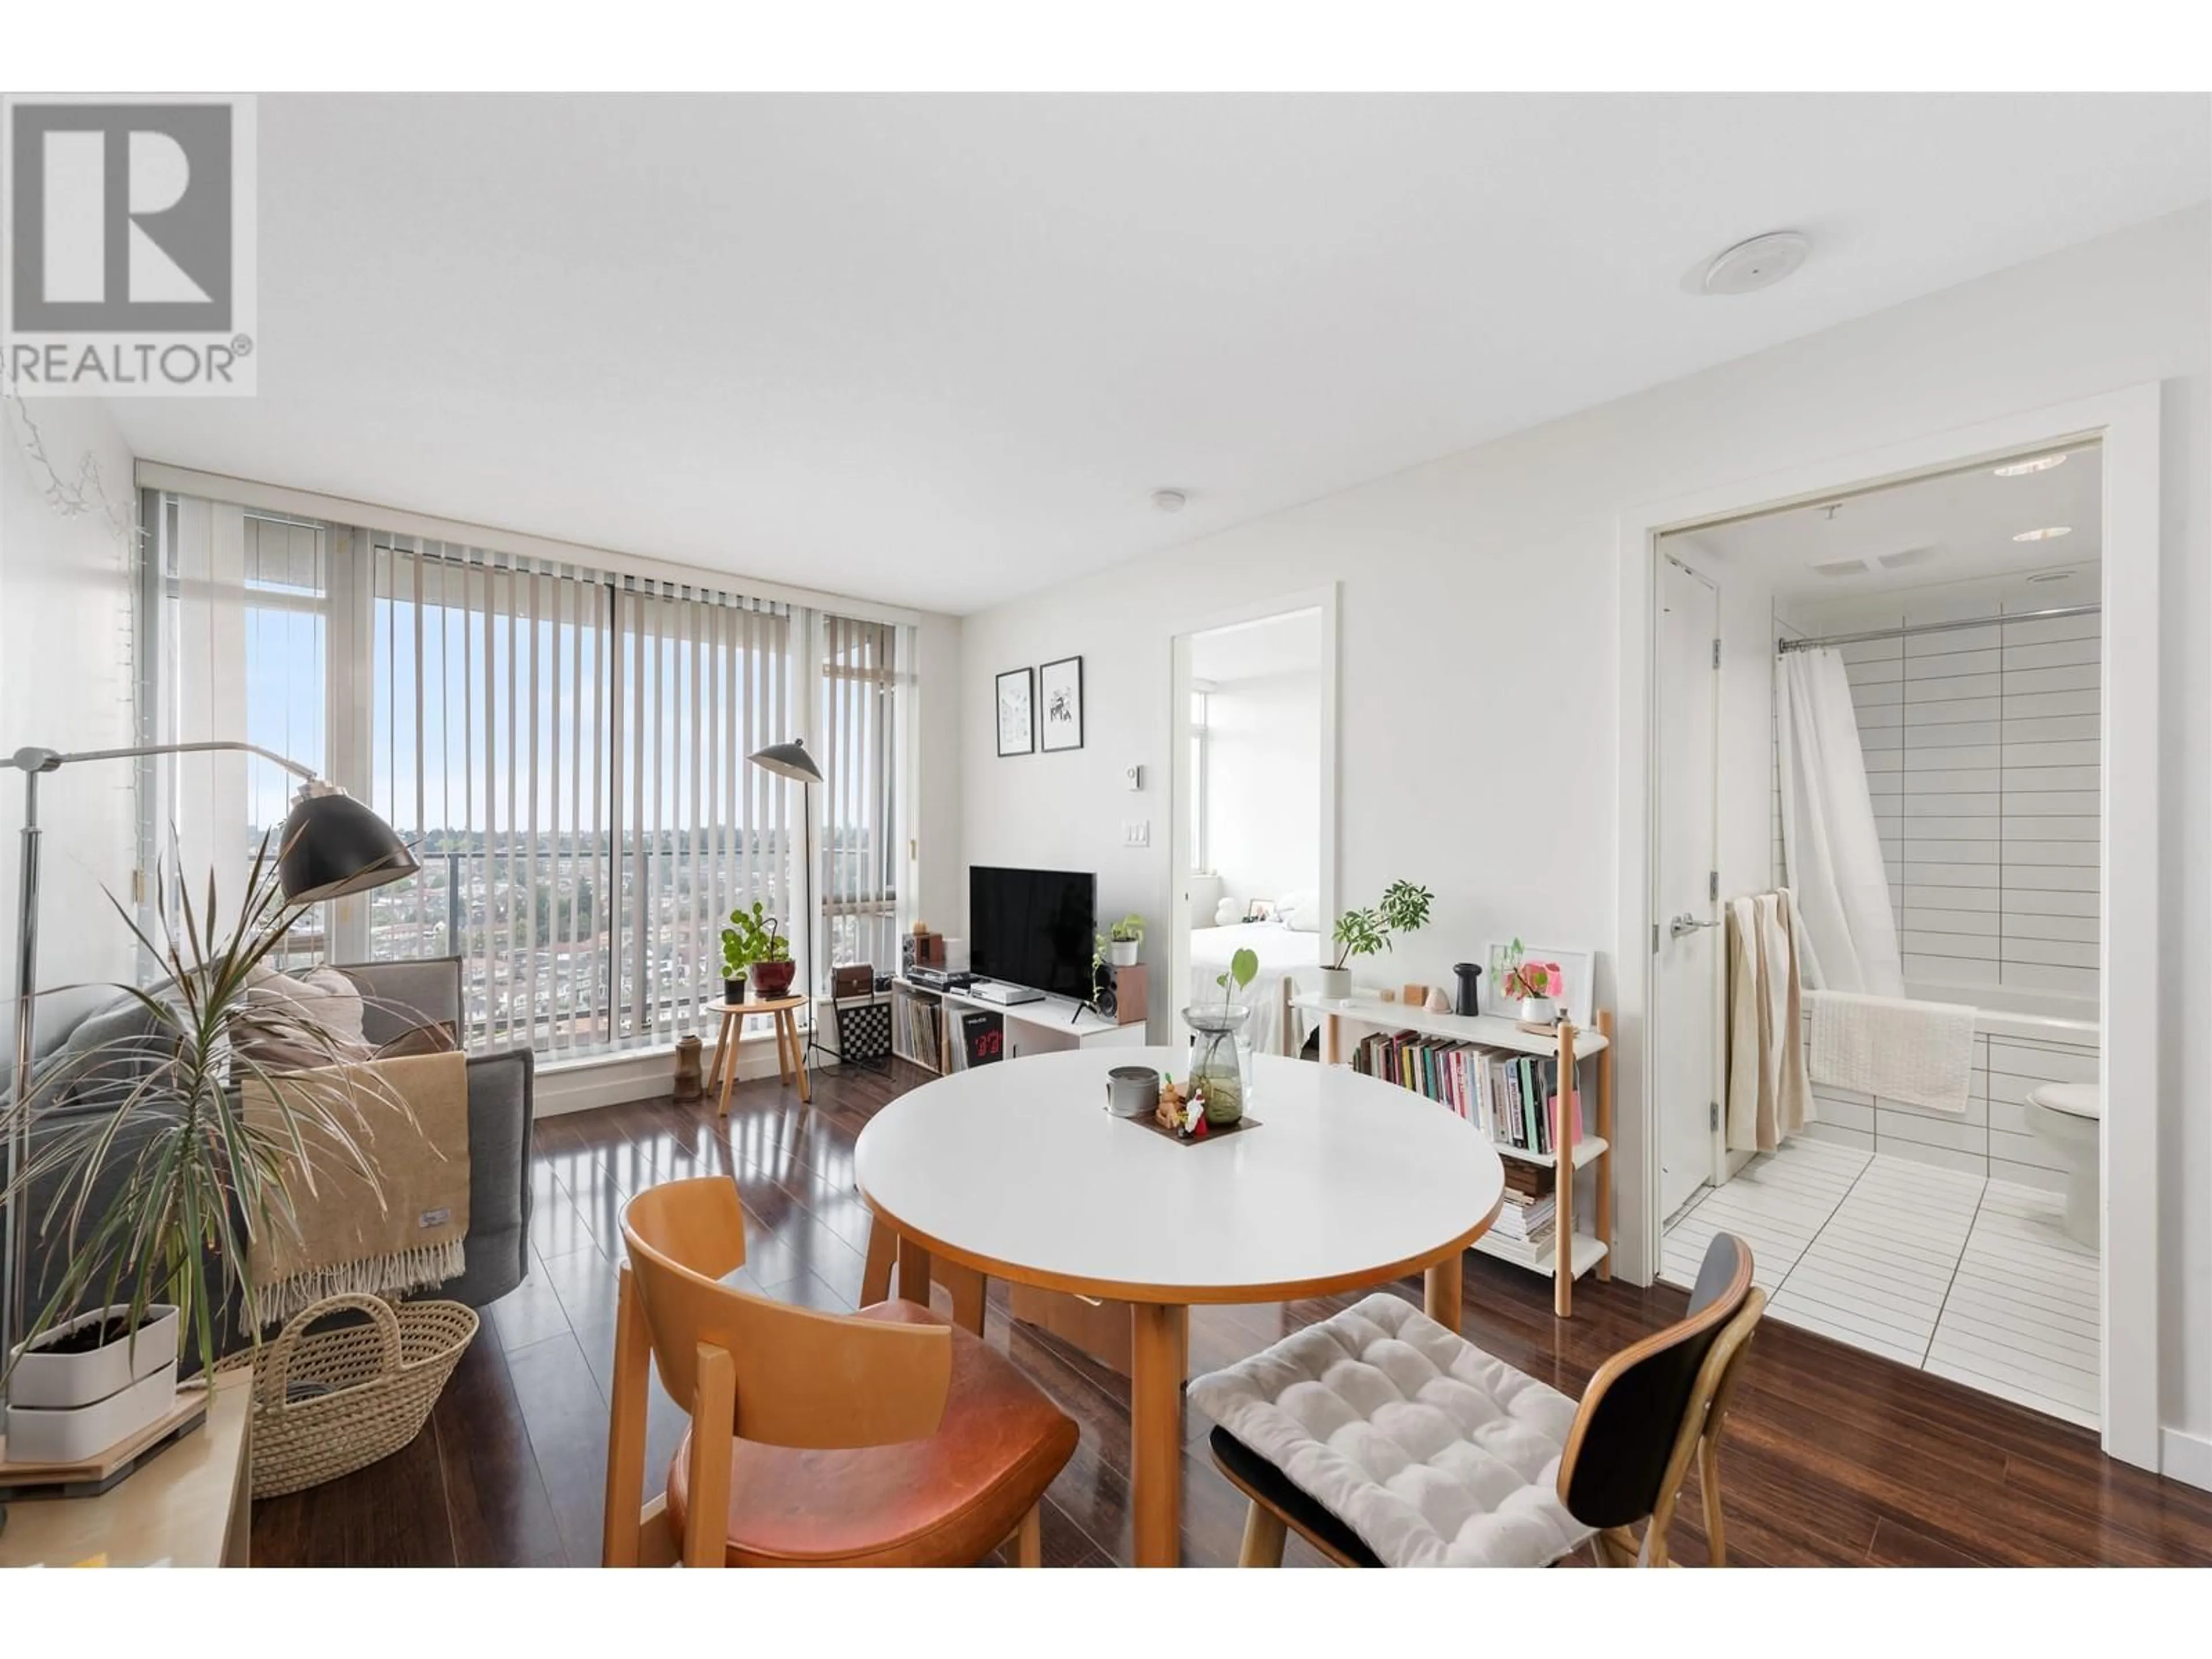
1209;1232;1765;1569
603;1176;1078;1567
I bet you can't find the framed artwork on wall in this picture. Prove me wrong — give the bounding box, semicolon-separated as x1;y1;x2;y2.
1039;655;1085;752
996;667;1035;756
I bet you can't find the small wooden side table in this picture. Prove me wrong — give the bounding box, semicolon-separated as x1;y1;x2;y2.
704;995;810;1113
0;1370;252;1567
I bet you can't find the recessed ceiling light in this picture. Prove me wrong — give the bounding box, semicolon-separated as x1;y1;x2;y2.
2012;526;2073;541
2025;570;2074;584
1150;489;1187;513
1699;231;1811;296
1994;453;2067;477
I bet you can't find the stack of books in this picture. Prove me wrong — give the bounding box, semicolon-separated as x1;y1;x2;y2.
1347;1031;1584;1156
1486;1164;1557;1264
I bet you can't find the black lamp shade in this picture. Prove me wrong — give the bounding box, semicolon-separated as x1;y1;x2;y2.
279;790;420;903
749;738;823;784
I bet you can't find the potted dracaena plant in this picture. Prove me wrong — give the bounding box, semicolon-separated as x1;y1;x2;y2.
1318;878;1434;999
0;834;403;1457
720;900;794;1003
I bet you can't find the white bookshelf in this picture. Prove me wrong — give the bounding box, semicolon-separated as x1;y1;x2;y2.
1290;991;1615;1317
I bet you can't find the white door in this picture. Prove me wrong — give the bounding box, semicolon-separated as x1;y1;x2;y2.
1654;554;1722;1221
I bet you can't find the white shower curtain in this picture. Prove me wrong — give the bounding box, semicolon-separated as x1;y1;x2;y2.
1777;647;1905;997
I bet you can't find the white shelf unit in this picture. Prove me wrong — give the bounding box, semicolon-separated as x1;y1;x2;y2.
891;976;1146;1074
1290;992;1615;1316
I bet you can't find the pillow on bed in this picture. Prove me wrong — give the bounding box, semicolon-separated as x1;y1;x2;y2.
1276;889;1320;931
1215;897;1242;926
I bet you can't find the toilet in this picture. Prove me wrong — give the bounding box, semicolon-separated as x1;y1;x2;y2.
2024;1082;2101;1247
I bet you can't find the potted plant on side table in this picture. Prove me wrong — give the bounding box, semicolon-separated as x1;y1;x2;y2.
721;900;796;1002
1318;878;1434;999
1103;913;1145;967
2;836;400;1470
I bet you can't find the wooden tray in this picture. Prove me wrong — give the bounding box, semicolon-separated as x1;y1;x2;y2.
1123;1112;1262;1147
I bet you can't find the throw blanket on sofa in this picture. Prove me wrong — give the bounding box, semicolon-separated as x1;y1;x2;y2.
243;1052;472;1324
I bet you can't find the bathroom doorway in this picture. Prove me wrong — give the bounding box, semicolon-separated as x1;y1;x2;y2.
1650;439;2110;1430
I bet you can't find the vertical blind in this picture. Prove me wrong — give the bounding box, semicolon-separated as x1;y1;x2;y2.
820;614;900;976
368;540;795;1054
146;491;910;1061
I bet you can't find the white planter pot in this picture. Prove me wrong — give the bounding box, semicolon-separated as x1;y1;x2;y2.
7;1303;179;1410
1317;966;1353;1001
1518;995;1557;1025
1109;940;1141;968
5;1365;177;1464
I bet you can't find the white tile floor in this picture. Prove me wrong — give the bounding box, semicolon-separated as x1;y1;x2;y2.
1661;1138;2100;1428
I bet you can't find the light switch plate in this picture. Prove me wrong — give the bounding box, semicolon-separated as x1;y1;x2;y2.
1123;820;1150;847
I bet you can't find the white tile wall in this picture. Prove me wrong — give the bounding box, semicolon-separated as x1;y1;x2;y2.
1832;608;2100;1002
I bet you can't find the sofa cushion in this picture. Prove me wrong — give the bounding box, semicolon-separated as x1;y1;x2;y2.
237;966;375;1071
1187;1291;1593;1568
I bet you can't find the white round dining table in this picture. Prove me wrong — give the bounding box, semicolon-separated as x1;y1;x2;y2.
854;1047;1506;1567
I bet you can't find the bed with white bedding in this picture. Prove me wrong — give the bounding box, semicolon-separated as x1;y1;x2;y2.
1188;919;1320;1058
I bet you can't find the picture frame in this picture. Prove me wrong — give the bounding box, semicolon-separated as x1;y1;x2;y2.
1482;940;1594;1025
1039;654;1085;752
995;666;1035;756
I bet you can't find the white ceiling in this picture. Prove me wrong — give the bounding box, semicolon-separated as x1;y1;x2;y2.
1676;441;2105;599
105;93;2210;613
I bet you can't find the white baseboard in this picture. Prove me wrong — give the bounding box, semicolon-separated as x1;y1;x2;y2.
2161;1425;2212;1491
533;1032;794;1118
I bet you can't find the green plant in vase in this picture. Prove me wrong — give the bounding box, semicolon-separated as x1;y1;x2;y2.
1319;878;1433;997
1184;946;1258;1127
719;900;793;1001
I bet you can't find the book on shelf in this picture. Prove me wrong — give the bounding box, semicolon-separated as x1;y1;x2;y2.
1480;1221;1558;1264
1347;1030;1584;1154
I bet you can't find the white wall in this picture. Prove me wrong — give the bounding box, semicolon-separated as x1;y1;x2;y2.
1200;669;1320;910
959;206;2210;1461
0;395;141;1059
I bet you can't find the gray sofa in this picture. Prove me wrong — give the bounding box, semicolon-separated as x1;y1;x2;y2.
18;956;533;1351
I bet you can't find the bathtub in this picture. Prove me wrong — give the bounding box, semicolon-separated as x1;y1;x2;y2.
1800;982;2101;1185
1904;980;2100;1046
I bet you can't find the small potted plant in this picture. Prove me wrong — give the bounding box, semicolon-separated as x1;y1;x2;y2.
721;900;795;1002
1319;878;1433;999
1102;913;1145;968
1499;938;1559;1025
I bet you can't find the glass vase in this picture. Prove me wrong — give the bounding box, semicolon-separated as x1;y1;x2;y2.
1183;1002;1252;1126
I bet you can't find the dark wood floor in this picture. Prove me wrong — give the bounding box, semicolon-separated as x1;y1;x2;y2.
251;1058;2212;1567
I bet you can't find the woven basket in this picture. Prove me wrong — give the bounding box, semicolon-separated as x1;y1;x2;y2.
218;1292;478;1498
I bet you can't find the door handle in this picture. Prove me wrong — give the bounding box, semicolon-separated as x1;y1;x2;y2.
1669;913;1718;939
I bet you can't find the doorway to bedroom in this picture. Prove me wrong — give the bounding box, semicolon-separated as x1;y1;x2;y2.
1169;599;1334;1060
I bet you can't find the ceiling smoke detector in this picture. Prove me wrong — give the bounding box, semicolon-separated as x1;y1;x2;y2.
1150;488;1187;513
1699;231;1811;296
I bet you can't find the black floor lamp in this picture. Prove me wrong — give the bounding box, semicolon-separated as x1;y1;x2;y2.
2;740;418;1456
747;737;822;1066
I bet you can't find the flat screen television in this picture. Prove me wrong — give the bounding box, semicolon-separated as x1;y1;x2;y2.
968;865;1096;1000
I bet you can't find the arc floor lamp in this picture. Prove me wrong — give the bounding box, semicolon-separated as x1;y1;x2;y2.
3;740;419;1417
748;736;822;1059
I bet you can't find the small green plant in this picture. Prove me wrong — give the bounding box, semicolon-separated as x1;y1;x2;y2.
1327;878;1433;971
1215;945;1259;1006
719;901;790;978
1107;912;1145;945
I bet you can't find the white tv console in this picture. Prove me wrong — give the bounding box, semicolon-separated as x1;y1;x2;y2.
891;975;1145;1073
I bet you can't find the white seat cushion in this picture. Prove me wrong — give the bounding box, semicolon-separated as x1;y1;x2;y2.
1188;1292;1594;1567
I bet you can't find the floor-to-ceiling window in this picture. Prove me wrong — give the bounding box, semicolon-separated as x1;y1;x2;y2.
146;492;910;1059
